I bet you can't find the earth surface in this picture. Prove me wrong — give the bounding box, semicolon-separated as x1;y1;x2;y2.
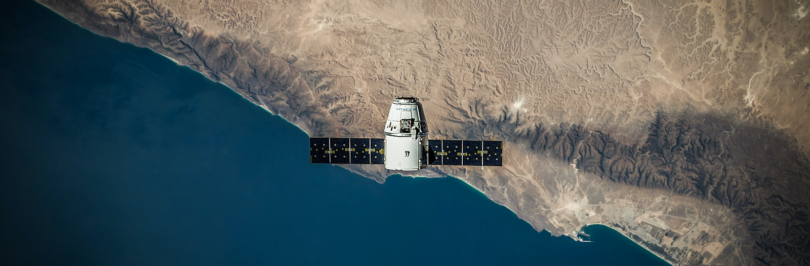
38;0;810;264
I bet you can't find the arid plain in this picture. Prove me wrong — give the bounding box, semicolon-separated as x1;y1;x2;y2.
38;0;810;264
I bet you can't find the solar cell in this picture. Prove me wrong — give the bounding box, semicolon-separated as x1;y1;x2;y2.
442;140;462;165
483;141;502;166
310;138;330;164
428;140;443;165
350;138;370;164
370;138;384;164
330;138;350;164
462;140;483;166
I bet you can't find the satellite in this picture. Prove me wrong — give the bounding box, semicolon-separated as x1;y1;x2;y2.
310;97;502;171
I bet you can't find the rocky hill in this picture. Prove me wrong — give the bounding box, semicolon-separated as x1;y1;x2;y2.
38;0;810;264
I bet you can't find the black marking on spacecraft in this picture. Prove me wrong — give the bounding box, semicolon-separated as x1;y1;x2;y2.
329;138;350;164
370;138;385;164
483;141;503;166
463;140;483;166
428;140;443;165
420;145;428;166
350;138;370;164
310;138;331;164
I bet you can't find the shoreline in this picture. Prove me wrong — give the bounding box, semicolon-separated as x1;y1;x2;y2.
584;223;674;265
155;45;678;264
36;3;678;263
393;174;674;265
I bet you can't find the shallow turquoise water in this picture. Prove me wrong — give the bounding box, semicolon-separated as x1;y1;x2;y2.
0;1;670;265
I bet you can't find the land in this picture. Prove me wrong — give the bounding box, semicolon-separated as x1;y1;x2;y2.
37;0;810;264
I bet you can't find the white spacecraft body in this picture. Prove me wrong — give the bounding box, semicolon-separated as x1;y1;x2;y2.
308;97;502;169
383;97;428;171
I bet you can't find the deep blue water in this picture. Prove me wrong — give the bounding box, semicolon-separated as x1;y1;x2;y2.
0;1;670;265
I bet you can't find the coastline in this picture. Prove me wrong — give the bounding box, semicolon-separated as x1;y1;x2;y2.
387;174;675;266
31;0;810;264
583;223;674;266
107;31;681;266
30;2;686;264
397;175;570;238
399;174;526;221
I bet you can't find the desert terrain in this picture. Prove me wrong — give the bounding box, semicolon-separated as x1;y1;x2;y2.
37;0;810;264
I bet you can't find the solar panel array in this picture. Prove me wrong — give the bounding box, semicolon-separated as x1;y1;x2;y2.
427;140;502;166
311;138;502;166
310;138;385;165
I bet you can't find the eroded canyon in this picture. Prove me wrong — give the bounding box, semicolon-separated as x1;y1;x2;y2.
38;0;810;264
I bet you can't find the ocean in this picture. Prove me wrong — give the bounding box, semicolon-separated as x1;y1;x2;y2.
0;1;669;265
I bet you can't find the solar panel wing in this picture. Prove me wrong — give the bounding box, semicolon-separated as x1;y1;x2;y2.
483;141;502;166
310;138;330;164
350;138;370;164
428;140;443;165
370;138;384;164
330;138;350;164
442;140;462;165
462;140;483;166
